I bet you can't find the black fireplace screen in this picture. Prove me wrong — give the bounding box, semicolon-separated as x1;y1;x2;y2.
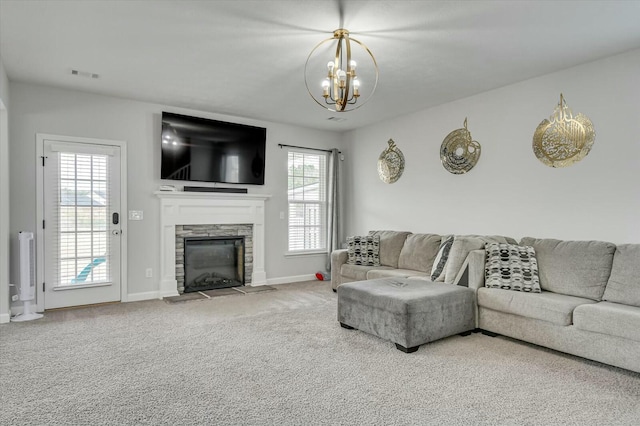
184;236;245;292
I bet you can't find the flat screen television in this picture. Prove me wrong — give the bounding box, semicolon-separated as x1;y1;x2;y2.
161;112;266;185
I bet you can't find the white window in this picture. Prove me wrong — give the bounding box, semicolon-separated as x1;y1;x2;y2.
287;150;328;253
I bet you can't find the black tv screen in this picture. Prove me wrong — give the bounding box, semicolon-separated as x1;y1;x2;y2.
161;112;266;185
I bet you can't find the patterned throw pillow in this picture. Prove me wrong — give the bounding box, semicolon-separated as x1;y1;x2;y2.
430;235;454;281
485;243;541;292
346;235;381;266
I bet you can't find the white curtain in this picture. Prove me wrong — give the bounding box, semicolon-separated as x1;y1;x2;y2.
326;149;340;271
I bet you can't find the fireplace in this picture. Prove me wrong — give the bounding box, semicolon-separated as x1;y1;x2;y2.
155;191;271;299
175;224;253;293
184;237;244;292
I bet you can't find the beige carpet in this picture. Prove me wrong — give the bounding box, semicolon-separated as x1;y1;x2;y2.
1;280;639;425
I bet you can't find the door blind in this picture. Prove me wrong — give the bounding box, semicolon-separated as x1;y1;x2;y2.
45;150;112;287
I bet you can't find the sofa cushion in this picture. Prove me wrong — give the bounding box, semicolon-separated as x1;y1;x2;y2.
444;235;516;284
346;235;380;266
368;230;411;268
340;264;394;282
485;243;541;293
431;235;454;281
366;269;430;280
573;302;640;343
477;287;596;326
519;237;616;301
397;233;441;273
602;244;640;308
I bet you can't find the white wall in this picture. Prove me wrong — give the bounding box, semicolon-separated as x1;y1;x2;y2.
343;49;640;244
9;83;343;301
0;56;10;323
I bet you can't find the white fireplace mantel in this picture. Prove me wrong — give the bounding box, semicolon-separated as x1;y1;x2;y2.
155;191;272;298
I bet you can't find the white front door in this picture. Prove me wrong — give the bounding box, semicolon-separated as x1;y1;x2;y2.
42;139;122;309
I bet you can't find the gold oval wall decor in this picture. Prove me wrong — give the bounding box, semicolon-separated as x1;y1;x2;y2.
440;118;481;174
377;139;405;183
533;94;595;168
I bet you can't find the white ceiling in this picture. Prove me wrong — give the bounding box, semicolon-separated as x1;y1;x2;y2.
1;0;640;131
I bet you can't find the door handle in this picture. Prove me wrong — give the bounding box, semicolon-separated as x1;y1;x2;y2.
112;212;119;225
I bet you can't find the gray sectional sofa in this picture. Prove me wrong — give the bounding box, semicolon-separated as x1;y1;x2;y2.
331;231;640;373
331;230;515;290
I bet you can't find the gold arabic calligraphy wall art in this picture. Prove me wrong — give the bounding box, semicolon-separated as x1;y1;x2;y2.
377;139;405;183
533;94;595;168
440;118;481;174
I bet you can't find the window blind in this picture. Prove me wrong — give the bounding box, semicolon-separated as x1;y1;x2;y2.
287;150;328;252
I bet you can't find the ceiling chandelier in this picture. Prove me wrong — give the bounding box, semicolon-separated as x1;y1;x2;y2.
304;29;378;112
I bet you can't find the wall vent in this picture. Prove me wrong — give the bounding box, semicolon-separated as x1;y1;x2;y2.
71;69;99;79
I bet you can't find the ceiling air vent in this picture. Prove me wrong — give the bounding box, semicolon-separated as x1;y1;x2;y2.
71;69;99;79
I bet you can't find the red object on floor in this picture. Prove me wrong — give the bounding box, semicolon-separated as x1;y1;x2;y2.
315;272;325;281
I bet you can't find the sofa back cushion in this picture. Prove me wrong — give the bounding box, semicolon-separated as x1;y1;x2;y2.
443;235;517;284
519;237;616;301
398;233;441;273
368;230;411;268
602;244;640;308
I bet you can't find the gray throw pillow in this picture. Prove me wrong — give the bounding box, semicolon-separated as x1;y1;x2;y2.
485;243;541;293
346;235;381;266
431;235;454;282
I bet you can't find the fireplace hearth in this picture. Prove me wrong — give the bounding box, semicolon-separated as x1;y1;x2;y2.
184;236;244;292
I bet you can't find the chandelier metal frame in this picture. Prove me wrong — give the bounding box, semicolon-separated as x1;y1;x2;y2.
304;29;379;112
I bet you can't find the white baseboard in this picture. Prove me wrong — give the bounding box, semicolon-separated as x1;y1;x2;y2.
126;291;161;302
0;313;10;324
266;274;317;286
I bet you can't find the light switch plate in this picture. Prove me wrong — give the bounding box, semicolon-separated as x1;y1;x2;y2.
129;210;143;220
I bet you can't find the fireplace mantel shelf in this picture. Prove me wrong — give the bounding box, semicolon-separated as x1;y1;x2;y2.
154;191;272;201
156;190;271;298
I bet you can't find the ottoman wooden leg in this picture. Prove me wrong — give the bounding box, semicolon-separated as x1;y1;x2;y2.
340;322;355;330
481;329;499;337
458;330;473;336
395;343;419;353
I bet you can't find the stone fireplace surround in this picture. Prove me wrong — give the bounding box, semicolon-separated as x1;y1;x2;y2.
176;224;253;292
155;191;271;298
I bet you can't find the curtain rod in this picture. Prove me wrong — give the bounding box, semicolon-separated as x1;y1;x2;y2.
278;143;341;154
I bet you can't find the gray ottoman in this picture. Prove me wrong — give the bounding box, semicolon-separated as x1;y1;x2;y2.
337;278;476;352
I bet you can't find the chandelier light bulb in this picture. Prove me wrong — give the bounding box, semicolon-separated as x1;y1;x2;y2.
327;61;335;72
322;78;330;97
172;140;177;146
349;60;357;71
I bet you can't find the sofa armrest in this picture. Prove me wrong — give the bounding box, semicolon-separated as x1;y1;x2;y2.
453;249;486;290
331;249;349;290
